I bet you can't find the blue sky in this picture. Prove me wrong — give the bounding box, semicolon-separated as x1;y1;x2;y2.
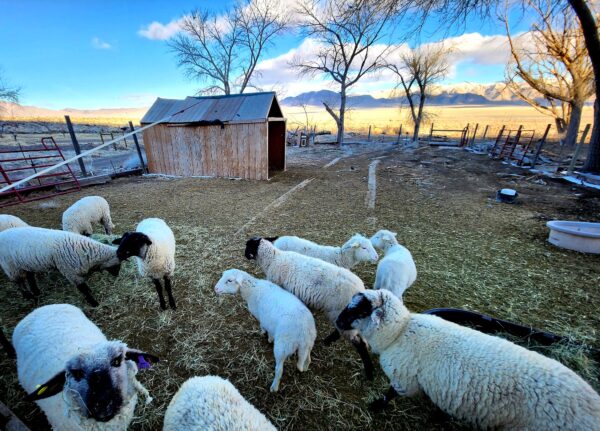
0;1;533;109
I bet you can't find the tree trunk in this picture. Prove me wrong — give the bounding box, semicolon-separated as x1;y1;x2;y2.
338;89;347;145
568;0;600;173
563;102;583;148
413;93;426;142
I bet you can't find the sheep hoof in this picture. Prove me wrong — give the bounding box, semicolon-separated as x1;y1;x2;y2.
368;398;388;412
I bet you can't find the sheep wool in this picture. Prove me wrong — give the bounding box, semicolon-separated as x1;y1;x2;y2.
0;214;28;232
62;196;115;236
13;304;153;431
370;230;416;298
163;376;277;431
215;269;316;392
254;239;365;324
345;289;600;430
0;227;119;287
273;234;378;269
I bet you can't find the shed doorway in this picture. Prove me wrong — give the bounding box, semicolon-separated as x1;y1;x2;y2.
268;120;286;177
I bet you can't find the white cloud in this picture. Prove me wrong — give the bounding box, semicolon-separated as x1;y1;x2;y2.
138;18;185;40
91;37;111;50
252;32;516;97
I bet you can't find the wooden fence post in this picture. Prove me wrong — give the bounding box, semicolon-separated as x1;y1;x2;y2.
396;124;402;144
567;124;591;176
64;115;87;176
482;125;489;141
367;125;372;142
531;124;551;169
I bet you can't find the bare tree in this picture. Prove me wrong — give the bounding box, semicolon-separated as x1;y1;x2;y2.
504;2;593;147
292;0;398;145
170;0;288;95
0;70;19;104
387;44;451;142
398;0;600;172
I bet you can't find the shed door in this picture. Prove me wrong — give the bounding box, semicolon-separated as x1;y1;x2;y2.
268;120;286;176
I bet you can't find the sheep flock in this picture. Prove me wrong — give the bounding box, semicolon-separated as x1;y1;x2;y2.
0;194;599;431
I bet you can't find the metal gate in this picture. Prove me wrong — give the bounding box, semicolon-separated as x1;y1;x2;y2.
0;137;81;208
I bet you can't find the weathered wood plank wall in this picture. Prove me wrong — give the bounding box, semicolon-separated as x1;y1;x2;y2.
142;122;270;180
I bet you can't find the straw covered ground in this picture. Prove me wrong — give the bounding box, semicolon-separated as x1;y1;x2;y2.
0;142;599;430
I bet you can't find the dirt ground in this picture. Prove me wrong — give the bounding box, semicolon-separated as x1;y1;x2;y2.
0;142;599;430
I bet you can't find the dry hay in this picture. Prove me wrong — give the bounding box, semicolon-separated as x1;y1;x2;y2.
0;144;599;430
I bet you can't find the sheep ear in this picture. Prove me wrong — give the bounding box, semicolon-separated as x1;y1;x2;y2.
352;241;360;248
125;349;159;370
112;232;130;245
371;308;384;327
264;236;279;243
25;371;66;401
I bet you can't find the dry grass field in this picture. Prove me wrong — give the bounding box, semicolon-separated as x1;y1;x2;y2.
285;104;595;141
0;143;599;430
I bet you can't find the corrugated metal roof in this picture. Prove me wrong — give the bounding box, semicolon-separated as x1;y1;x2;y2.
140;92;283;125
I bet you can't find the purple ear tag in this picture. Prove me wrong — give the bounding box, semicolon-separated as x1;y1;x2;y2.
137;355;151;369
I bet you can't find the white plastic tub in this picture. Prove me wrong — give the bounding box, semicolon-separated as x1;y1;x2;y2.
546;221;600;254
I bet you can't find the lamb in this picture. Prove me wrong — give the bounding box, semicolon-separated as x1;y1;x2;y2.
215;269;316;392
245;237;374;380
114;218;176;310
13;303;159;431
336;289;600;430
369;230;416;298
163;376;276;431
0;214;28;232
62;196;115;236
272;233;378;269
0;226;122;306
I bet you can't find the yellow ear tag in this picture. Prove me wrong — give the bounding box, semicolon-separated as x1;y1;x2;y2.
37;386;47;395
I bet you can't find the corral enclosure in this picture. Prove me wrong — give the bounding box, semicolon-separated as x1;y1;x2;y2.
0;142;599;430
141;92;286;180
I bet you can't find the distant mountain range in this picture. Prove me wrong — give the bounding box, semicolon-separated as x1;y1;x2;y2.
0;101;147;120
280;83;532;108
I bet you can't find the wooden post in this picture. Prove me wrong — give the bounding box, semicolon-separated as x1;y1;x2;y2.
396;124;402;144
429;123;434;145
482;125;489;141
470;123;479;146
531;124;552;169
129;121;147;173
64;115;87;176
567;124;591;176
367;125;372;142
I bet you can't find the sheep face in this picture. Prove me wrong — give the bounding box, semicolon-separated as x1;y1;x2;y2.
336;291;385;331
25;341;159;423
369;230;397;251
343;235;379;263
114;232;153;261
245;237;263;260
215;269;244;295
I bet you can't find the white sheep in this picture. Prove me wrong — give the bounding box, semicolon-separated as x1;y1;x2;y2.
336;289;600;430
272;233;378;269
163;376;276;431
13;303;158;431
215;269;316;392
62;196;115;236
245;237;374;380
0;214;28;232
114;218;176;310
370;230;416;298
0;226;122;306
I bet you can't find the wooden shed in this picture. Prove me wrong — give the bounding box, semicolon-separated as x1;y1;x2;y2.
140;92;286;180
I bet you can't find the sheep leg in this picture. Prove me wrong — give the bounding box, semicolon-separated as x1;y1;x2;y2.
323;329;341;346
76;283;99;307
297;345;311;372
15;278;35;301
164;276;176;309
369;386;399;412
271;343;287;392
152;278;167;310
351;337;374;381
102;218;112;235
25;272;40;297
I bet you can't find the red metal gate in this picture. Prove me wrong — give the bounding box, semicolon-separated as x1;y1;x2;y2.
0;137;81;208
